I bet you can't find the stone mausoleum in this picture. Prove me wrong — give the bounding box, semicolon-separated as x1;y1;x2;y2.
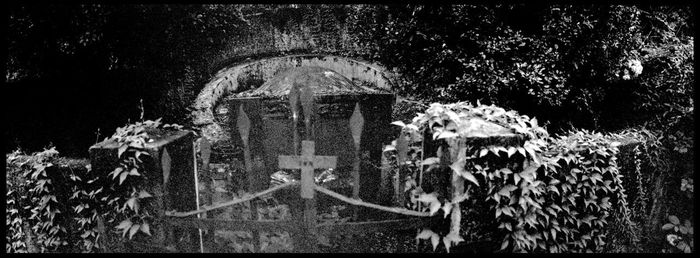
227;66;394;199
191;55;399;205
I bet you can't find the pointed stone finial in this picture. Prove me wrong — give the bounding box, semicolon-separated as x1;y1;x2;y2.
349;102;364;147
236;104;250;146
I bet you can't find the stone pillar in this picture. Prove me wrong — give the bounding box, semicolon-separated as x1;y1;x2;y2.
89;130;198;252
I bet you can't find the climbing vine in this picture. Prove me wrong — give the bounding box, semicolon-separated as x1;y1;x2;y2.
99;118;184;245
393;102;634;253
66;163;103;252
5;147;69;253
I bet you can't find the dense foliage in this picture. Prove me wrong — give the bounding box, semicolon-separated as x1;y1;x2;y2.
348;5;693;253
6;148;69;253
6;4;692;156
348;5;693;133
5;119;186;253
6;4;249;157
393;102;637;253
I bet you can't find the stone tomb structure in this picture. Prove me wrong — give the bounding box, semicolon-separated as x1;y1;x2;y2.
191;55;400;212
225;66;395;203
89;130;199;252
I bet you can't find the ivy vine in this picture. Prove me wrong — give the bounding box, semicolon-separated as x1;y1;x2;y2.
393;102;634;253
5;147;69;253
102;118;184;242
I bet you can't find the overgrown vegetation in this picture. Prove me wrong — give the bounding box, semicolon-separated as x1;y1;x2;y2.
348;5;693;133
6;4;693;253
6;118;185;253
6;148;69;253
390;102;640;253
354;5;693;253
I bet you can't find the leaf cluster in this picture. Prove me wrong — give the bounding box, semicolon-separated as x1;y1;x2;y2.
391;102;634;253
5;147;69;253
102;118;183;242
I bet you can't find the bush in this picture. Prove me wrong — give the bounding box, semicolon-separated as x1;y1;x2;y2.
6;148;73;253
5;119;186;253
390;101;636;253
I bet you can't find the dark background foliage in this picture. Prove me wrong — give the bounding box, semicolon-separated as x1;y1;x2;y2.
5;4;692;158
347;5;693;133
6;4;247;157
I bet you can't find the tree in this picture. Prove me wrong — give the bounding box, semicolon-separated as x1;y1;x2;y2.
347;4;693;134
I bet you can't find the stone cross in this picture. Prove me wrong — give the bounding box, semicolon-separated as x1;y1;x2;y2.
278;140;337;199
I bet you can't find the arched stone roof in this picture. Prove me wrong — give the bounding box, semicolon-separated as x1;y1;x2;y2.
191;54;397;143
237;66;382;97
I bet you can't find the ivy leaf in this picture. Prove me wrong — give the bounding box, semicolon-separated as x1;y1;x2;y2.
662;223;675;231
669;215;680;225
391;121;406;127
461;171;480;187
590;173;602;184
498;184;517;197
125;197;137;211
118;144;129;158
429;201;442;216
443;236;452;253
128;224;140;239
383;145;396;152
406;124;419;131
80;231;92;239
530;117;538;127
479;148;489;157
416;229;435;240
500;168;513;175
502;207;514;217
500;239;510;251
129;168;140;176
507;147;517;157
138;190;153;199
116;219;132;237
140;223;151;236
431;233;440;251
524;145;537;160
112;167;124;179
119;171;129;185
493;146;508;156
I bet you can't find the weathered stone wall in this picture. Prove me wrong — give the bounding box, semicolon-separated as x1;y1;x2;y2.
204;5;366;73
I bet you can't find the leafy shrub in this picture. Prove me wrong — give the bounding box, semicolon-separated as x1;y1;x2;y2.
662;215;694;253
5;118;186;253
6;148;70;253
348;5;693;133
391;101;634;253
541;130;635;252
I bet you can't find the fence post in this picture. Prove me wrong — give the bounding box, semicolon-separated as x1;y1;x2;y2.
199;138;213;251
